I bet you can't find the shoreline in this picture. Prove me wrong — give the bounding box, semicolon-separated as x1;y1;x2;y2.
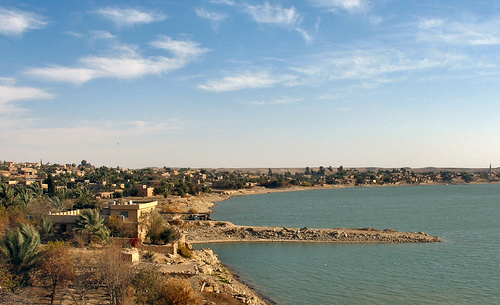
175;184;443;304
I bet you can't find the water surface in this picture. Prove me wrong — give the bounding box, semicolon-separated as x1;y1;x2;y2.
196;184;500;304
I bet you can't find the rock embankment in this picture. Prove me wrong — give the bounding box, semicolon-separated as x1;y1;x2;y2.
184;222;439;243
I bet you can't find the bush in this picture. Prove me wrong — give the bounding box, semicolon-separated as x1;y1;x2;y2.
132;267;199;305
177;242;193;258
141;250;155;263
160;227;180;244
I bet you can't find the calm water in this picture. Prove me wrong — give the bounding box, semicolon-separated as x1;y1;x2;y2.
195;184;500;304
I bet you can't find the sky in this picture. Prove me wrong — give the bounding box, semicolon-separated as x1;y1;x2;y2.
1;0;500;169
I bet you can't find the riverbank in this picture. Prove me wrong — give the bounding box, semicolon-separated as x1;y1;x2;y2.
184;222;440;244
165;184;440;304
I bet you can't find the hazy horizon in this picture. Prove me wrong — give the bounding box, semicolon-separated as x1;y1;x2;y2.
2;1;499;169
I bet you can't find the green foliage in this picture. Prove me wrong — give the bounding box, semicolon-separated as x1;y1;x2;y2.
0;183;16;209
141;250;155;262
38;216;54;239
160;227;180;244
143;210;165;245
74;209;110;244
0;223;41;285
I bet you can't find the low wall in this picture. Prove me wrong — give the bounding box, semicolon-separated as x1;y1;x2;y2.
138;243;178;255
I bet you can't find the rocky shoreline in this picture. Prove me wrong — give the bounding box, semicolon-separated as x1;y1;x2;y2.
163;186;440;304
184;221;440;244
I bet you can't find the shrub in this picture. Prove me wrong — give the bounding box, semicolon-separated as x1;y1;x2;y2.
177;242;193;258
160;227;180;244
141;250;155;263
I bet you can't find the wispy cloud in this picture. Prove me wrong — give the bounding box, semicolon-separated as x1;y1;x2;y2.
310;0;368;13
0;78;53;114
150;36;211;58
243;2;312;42
417;17;500;46
26;37;209;85
199;71;296;92
95;7;166;26
195;7;227;22
0;7;47;36
244;2;300;27
289;49;471;88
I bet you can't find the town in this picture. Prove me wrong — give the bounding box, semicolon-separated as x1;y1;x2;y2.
0;160;497;304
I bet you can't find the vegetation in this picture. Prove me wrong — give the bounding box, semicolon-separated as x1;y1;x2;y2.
0;159;498;303
36;241;75;305
74;209;110;244
0;224;41;285
132;266;199;305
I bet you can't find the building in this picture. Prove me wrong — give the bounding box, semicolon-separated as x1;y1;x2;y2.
48;200;158;239
136;184;154;197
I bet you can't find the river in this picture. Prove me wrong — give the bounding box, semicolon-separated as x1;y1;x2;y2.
195;184;500;304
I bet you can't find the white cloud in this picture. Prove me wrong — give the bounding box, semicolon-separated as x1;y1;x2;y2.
288;49;467;88
195;7;227;22
0;8;46;36
0;80;53;114
26;37;209;84
417;18;500;46
244;2;300;27
150;36;210;59
95;7;166;26
199;71;296;92
310;0;368;12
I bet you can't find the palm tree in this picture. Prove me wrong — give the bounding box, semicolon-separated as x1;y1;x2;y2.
74;209;110;244
28;181;45;200
15;188;35;209
0;223;41;285
0;183;16;209
48;196;65;212
38;216;54;240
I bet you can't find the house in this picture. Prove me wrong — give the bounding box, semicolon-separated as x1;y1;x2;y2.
101;200;158;239
48;200;158;239
97;191;114;199
136;185;154;197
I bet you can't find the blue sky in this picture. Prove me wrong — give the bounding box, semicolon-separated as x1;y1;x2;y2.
1;0;499;169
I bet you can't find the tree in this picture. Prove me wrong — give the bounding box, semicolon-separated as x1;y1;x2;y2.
0;224;41;285
74;209;110;244
15;188;35;209
38;216;54;240
36;241;75;305
0;184;16;209
44;174;55;195
142;210;165;244
97;245;133;305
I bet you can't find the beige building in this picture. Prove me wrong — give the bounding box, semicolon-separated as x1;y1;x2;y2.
49;200;158;239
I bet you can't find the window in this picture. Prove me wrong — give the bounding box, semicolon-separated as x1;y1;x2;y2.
120;211;129;218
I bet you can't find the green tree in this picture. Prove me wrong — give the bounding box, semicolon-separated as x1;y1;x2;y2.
16;188;35;209
0;224;41;285
74;209;110;244
0;183;16;209
142;210;166;244
38;216;54;240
